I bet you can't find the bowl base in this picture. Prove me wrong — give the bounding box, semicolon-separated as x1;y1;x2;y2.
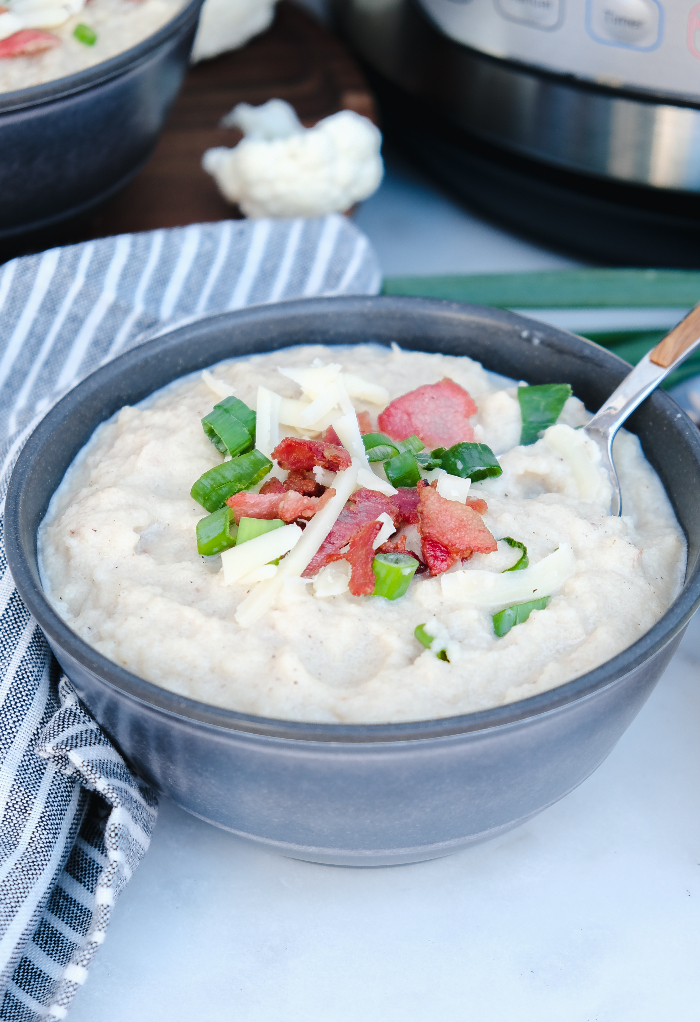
173;800;556;867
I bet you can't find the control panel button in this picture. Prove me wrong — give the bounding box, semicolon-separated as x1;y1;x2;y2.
688;3;700;59
494;0;562;30
588;0;661;49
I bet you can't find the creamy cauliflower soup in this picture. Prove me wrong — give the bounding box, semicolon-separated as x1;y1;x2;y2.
38;344;686;724
0;0;185;93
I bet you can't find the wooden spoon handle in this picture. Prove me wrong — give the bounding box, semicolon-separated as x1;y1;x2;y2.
650;303;700;368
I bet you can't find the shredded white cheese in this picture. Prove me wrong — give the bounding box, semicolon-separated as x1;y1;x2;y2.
222;524;301;586
340;372;389;406
440;544;576;607
278;364;343;398
312;465;336;488
278;397;312;428
356;467;397;497
234;461;360;626
280;461;360;577
332;411;369;465
277;362;386;431
312;560;351;597
255;386;281;458
423;468;472;503
373;513;395;548
543;424;612;505
299;380;352;428
237;564;278;585
202;370;236;401
332;408;397;495
278;364;387;405
438;473;471;503
277;365;354;431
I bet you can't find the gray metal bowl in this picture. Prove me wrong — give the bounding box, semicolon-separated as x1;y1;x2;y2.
0;0;202;242
6;296;700;866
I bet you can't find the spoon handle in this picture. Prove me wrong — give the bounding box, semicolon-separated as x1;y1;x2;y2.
587;303;700;436
650;303;700;368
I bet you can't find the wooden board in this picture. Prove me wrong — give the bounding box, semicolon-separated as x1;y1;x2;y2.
81;1;376;238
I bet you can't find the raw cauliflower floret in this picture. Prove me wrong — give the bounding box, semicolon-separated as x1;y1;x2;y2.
191;0;277;62
202;99;384;218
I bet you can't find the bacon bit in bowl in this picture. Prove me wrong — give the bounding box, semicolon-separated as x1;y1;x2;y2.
0;29;59;57
272;436;351;474
416;481;497;574
378;378;477;449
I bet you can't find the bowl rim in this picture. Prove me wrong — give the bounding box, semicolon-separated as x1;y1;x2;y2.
6;294;700;744
0;0;202;115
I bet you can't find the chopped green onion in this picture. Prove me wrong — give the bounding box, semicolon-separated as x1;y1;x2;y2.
372;552;418;599
363;432;401;462
191;449;272;512
501;536;529;572
220;395;256;436
492;596;551;637
362;433;424;463
414;623;449;661
518;384;572;446
236;517;285;545
415;450;444;471
196;506;237;556
437;442;502;482
397;435;424;455
73;23;97;45
367;445;400;463
385;451;421;488
202;408;251;457
202;396;255;456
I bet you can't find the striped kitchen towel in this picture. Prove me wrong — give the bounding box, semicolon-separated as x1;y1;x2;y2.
0;214;381;1022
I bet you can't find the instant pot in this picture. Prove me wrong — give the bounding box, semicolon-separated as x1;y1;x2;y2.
334;0;700;264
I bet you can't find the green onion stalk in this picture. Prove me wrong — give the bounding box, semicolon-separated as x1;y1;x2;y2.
492;596;551;637
372;552;418;600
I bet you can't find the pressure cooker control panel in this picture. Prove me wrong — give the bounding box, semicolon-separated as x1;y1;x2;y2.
418;0;700;98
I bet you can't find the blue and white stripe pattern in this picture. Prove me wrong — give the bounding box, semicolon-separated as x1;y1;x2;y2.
0;215;381;1022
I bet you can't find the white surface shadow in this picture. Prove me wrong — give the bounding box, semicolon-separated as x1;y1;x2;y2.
353;154;581;278
68;614;700;1022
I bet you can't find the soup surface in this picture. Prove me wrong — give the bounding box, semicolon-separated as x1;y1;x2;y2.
39;343;686;723
0;0;185;94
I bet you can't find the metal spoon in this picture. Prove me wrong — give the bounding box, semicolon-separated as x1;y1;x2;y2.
584;304;700;515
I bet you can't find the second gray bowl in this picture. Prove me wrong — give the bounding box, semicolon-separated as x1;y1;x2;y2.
0;0;202;241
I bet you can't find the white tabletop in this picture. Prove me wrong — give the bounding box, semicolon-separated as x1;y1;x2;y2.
69;158;700;1022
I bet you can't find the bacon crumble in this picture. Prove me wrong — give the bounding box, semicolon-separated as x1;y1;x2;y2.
0;29;60;58
227;487;336;524
302;488;400;578
378;379;477;450
417;482;496;575
389;487;420;525
259;478;286;495
330;520;382;596
272;437;351;474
